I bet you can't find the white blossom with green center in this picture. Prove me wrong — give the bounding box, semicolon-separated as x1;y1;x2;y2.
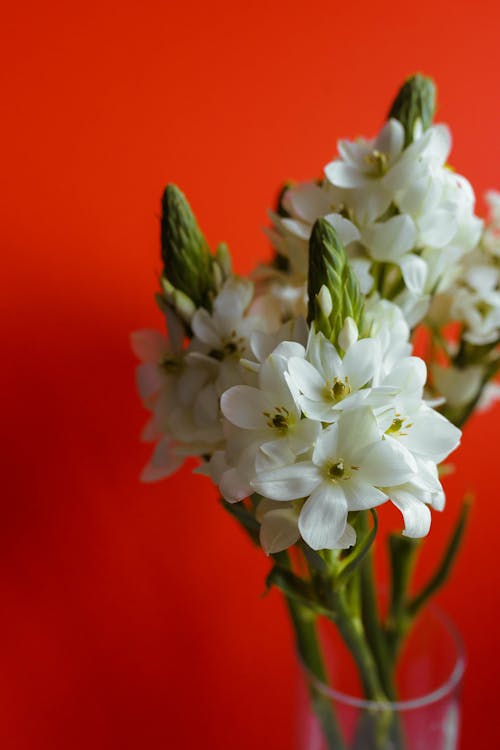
251;407;417;550
219;345;321;503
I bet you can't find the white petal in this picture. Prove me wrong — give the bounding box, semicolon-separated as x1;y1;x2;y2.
136;363;164;403
342;338;379;390
358;437;417;486
220;468;252;503
312;423;339;466
418;209;457;248
251;463;321;500
288;357;326;400
390;489;432;537
220;386;269;429
382;356;427;396
130;330;168;362
338;317;358;352
404;406;461;463
191;309;221;349
288;418;322;455
376;119;405;160
343;477;388;511
325;161;368;189
298;483;348;550
140;437;184;482
260;508;300;555
337;407;380;458
362;215;417;263
335;523;357;549
256;440;296;473
287;182;332;223
324;214;361;246
426;124;452;165
400;254;428;295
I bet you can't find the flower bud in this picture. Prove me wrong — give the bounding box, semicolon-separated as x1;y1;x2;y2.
388;73;436;147
307;218;363;343
161;184;214;310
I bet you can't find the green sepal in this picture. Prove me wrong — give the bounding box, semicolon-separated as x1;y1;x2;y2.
337;510;378;585
307;218;363;342
161;184;214;310
388;73;436;147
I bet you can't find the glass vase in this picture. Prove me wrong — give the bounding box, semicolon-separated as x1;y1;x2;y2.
297;604;465;750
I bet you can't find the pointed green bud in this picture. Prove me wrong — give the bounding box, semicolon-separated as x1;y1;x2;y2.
307;218;363;343
161;184;214;309
388;73;436;147
160;276;196;326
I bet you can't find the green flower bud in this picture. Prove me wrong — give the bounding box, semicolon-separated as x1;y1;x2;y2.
307;218;363;343
160;276;196;326
388;73;437;147
161;184;214;309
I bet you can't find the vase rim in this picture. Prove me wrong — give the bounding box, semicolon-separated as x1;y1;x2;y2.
302;602;466;712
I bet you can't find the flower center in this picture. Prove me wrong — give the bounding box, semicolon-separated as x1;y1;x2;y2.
209;330;247;361
476;300;494;318
385;414;413;437
158;354;183;373
325;377;352;403
364;149;389;177
263;406;291;433
326;458;358;482
328;459;346;479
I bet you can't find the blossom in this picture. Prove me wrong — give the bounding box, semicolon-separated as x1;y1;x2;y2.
324;120;443;225
252;407;417;550
451;264;500;345
286;324;384;422
219;344;321;502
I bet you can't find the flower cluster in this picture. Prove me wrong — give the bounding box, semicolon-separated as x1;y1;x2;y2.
269;119;482;328
132;74;500;561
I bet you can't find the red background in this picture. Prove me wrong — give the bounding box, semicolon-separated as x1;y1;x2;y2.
2;1;499;747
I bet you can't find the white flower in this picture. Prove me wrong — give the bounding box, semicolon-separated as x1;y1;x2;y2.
363;298;412;375
252;407;417;550
451;264;500;345
432;364;484;409
219;345;321;502
286;325;385;422
267;188;361;278
324;120;441;225
376;358;462;467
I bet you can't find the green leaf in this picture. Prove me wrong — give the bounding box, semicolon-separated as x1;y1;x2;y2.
161;184;214;310
307;218;363;342
388;73;436;147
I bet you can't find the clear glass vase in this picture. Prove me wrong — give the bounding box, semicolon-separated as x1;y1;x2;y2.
297;605;465;750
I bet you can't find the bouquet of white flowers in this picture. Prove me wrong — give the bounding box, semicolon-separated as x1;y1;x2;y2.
132;75;499;748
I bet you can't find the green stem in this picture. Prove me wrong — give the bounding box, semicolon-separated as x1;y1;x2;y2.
386;535;421;663
275;552;346;750
329;588;387;702
360;555;395;699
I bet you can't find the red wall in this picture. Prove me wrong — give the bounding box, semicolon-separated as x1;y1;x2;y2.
2;1;499;747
